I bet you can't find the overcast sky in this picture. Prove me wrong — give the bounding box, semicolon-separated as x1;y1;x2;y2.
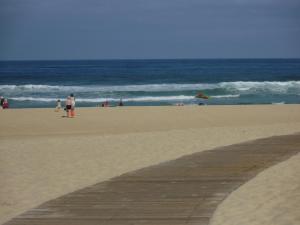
1;0;300;60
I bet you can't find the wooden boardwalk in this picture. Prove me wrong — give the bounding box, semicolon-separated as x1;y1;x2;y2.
5;134;300;225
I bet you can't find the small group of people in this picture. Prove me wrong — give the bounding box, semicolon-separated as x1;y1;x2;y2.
100;99;124;107
55;95;124;115
55;94;75;118
0;96;9;109
101;100;110;107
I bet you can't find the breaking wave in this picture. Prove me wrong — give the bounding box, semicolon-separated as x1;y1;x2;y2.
210;94;240;98
8;94;243;103
2;81;300;106
10;95;196;102
1;81;300;94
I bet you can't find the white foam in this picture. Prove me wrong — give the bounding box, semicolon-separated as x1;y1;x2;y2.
10;95;196;103
0;84;217;93
219;81;300;94
123;95;195;102
211;94;240;98
272;102;285;105
1;81;300;94
10;97;58;102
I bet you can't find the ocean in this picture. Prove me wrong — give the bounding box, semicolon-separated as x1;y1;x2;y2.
0;59;300;108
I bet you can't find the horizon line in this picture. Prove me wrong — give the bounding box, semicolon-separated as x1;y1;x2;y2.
1;57;300;62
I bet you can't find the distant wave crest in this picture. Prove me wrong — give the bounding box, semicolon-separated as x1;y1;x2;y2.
0;83;216;93
2;81;300;104
210;94;240;98
219;81;300;93
1;81;300;94
10;95;196;102
8;94;246;103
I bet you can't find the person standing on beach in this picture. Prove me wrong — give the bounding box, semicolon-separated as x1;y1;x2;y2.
118;98;124;106
55;99;61;112
70;94;75;117
2;99;9;109
0;96;4;107
65;96;72;117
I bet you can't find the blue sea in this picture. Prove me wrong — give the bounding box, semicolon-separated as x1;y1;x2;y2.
0;59;300;108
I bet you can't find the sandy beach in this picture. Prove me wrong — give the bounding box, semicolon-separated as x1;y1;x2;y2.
1;105;300;224
210;152;300;225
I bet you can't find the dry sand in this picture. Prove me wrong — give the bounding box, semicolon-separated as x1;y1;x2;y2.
210;152;300;225
0;105;300;224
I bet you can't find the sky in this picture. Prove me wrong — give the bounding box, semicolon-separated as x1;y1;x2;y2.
0;0;300;60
